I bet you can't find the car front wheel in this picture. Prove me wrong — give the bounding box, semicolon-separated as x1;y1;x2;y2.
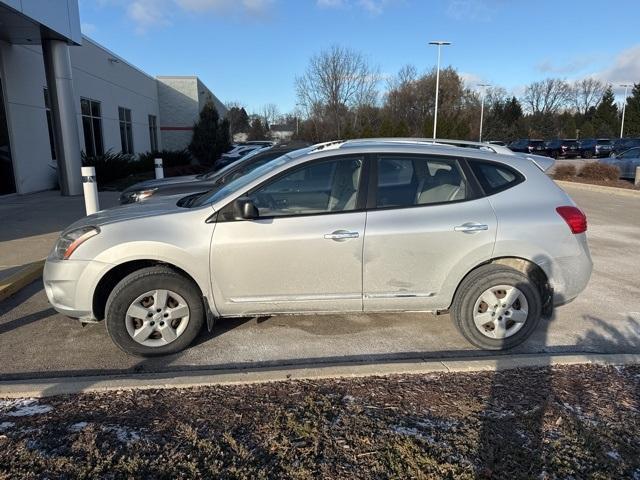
451;264;542;350
105;266;204;357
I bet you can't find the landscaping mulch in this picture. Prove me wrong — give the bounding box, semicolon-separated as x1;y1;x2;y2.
1;364;639;479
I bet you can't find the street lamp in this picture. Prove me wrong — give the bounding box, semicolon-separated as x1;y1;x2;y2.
620;83;632;139
428;41;451;142
478;83;491;142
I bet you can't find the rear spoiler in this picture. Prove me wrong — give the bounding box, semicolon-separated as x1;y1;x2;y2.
515;153;555;172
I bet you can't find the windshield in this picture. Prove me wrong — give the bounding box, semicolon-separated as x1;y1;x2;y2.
190;154;293;208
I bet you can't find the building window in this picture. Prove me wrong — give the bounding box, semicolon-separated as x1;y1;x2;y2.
81;97;104;158
148;114;158;152
43;88;56;160
119;107;134;154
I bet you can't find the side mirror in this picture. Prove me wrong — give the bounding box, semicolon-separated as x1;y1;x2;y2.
233;197;259;220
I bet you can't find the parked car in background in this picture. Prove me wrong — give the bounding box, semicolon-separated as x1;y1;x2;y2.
578;138;613;158
612;138;640;155
217;144;269;169
45;139;591;356
120;143;309;204
600;147;640;178
545;139;580;159
508;139;546;155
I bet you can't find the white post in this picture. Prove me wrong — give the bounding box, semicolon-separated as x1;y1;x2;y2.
620;84;630;139
433;44;442;142
479;91;485;143
81;166;99;215
154;157;164;179
635;166;640;187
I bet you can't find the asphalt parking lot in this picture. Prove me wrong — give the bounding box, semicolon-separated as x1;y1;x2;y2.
0;184;638;382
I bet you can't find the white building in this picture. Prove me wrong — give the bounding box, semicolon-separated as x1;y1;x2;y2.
0;0;226;196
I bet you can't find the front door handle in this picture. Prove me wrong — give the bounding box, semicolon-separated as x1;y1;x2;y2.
454;222;489;233
324;230;360;241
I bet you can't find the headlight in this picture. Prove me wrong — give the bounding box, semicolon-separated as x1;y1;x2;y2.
53;226;100;260
120;188;157;204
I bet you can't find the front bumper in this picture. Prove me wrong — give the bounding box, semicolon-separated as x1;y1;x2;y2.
43;257;112;321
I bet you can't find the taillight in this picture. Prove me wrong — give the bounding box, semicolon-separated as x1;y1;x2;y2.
556;206;587;234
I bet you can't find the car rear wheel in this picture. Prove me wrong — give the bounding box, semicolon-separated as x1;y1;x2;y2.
451;264;542;350
105;266;204;357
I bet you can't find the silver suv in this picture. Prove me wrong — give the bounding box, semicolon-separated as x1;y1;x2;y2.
44;140;592;356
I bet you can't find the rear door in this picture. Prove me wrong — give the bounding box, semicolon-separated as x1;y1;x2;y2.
363;153;497;312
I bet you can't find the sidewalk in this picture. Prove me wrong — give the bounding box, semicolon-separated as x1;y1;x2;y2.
0;190;120;282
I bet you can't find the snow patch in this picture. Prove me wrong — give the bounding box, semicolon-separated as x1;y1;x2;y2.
0;421;15;431
69;422;88;432
607;450;621;461
103;425;141;444
2;399;53;417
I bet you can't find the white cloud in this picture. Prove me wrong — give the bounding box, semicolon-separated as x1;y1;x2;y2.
80;22;97;35
593;45;640;86
446;0;495;22
316;0;397;15
99;0;273;34
535;57;596;75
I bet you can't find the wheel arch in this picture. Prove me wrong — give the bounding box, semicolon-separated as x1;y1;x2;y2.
448;256;552;313
92;260;204;321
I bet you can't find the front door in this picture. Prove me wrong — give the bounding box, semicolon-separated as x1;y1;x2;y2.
0;78;16;195
211;155;366;315
363;153;497;312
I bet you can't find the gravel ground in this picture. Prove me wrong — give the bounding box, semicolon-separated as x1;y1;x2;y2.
1;364;639;479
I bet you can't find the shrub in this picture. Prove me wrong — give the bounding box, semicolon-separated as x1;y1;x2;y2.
553;164;577;179
579;162;620;181
81;150;138;184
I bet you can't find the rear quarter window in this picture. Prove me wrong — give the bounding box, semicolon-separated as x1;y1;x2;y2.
470;161;523;195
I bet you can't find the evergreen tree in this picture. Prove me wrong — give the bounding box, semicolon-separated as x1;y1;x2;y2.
622;83;640;137
247;118;268;141
228;107;250;136
579;121;595;139
593;87;619;137
188;101;229;165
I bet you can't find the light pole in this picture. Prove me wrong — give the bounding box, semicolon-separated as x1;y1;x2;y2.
620;83;632;139
428;41;451;142
478;83;491;142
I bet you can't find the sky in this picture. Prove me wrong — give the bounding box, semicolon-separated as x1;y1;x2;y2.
78;0;640;114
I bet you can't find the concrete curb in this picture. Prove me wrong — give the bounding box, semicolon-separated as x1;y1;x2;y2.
0;259;45;302
556;180;640;197
1;353;638;398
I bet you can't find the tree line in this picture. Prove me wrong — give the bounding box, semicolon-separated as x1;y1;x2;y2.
227;45;640;144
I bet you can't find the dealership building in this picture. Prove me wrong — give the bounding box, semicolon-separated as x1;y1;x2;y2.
0;0;226;197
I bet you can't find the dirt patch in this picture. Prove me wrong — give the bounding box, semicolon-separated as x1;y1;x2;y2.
1;364;639;479
555;176;639;190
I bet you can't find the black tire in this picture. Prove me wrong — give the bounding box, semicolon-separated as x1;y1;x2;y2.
583;150;593;159
451;264;542;350
105;266;204;357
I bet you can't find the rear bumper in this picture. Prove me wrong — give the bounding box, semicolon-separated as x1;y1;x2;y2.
545;237;593;306
43;257;112;321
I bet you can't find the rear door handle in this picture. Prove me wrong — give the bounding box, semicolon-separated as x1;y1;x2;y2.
324;230;360;241
454;222;489;233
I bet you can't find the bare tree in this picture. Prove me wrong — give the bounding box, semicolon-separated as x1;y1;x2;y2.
522;78;571;115
570;78;606;115
295;45;380;138
260;103;280;129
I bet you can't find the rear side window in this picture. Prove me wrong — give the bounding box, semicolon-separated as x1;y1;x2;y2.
470;161;521;195
376;155;468;208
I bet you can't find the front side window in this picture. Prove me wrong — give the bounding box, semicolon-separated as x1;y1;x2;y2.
81;97;103;158
119;107;133;154
470;161;521;195
148;114;158;151
376;155;467;208
247;156;363;217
